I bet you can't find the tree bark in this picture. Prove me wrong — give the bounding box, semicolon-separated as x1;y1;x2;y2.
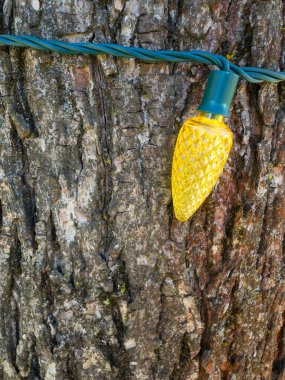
0;1;284;379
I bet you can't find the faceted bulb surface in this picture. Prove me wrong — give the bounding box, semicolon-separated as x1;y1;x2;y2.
171;114;233;222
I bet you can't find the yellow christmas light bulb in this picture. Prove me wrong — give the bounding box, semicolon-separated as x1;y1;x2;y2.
171;69;239;222
171;113;233;221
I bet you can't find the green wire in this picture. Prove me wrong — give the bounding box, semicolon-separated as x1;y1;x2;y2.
0;35;284;84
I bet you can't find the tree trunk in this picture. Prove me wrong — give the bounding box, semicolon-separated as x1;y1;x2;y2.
0;1;284;379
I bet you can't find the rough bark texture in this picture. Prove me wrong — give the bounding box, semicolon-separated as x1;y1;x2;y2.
0;1;284;379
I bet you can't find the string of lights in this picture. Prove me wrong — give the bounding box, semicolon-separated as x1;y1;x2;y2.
1;34;283;221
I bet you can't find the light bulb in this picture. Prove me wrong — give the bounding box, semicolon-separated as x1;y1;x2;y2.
171;70;239;222
172;113;232;221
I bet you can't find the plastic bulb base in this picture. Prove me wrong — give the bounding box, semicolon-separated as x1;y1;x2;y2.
197;70;239;117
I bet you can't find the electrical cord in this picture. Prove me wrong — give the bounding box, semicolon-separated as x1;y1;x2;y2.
0;34;284;84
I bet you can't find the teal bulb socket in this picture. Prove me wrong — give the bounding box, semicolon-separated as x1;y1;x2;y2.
197;70;240;117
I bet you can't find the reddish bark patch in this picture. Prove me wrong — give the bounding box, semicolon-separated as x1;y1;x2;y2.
73;66;90;91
